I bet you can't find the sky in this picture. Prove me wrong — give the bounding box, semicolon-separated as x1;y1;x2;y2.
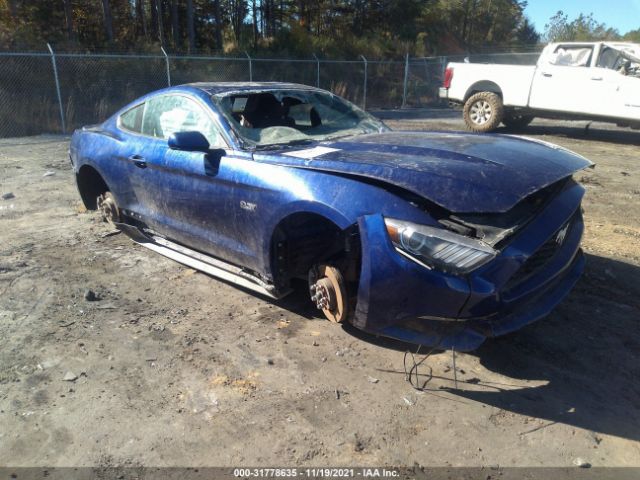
524;0;640;35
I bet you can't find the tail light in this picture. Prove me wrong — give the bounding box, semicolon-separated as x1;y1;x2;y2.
443;67;454;89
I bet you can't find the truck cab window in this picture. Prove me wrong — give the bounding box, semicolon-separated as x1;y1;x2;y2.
549;47;593;67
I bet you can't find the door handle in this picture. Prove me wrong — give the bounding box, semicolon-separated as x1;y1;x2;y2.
591;76;603;81
128;154;147;168
541;72;552;77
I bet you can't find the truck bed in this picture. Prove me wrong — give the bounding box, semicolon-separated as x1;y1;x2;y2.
443;63;537;107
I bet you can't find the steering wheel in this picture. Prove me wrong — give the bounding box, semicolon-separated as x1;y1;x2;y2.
613;56;628;72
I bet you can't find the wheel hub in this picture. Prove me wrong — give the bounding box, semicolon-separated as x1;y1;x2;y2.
97;192;120;226
308;264;349;323
470;100;492;124
310;277;336;311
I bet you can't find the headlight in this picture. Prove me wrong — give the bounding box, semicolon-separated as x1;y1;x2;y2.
385;218;497;274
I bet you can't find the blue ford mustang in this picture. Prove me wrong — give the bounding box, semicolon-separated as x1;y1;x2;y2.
70;82;591;351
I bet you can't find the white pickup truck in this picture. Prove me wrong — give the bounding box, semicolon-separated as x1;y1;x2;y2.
439;42;640;132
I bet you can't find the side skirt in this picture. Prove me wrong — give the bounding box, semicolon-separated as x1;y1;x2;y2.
114;222;289;300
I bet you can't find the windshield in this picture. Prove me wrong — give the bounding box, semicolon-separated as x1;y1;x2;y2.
212;89;388;149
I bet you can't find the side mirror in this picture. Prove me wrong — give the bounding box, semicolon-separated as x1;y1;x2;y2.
168;131;210;153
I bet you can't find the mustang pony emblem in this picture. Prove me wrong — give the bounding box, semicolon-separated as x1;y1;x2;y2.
555;223;570;245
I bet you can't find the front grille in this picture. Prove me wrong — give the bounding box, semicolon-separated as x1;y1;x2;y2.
505;213;577;289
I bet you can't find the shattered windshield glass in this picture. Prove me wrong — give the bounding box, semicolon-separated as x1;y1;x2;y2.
212;89;388;149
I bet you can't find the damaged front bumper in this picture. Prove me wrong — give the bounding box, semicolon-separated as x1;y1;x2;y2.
354;181;585;351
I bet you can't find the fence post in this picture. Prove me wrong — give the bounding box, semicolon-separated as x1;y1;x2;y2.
47;43;66;134
245;52;253;82
161;46;171;86
360;55;367;110
312;53;320;88
402;53;409;108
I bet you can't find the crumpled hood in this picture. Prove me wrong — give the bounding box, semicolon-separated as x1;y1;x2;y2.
253;131;592;213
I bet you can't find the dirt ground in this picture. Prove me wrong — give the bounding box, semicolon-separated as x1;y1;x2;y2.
0;112;639;469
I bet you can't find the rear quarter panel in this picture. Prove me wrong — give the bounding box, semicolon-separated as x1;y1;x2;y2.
71;124;138;214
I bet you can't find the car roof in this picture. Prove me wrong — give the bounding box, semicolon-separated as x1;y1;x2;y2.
110;82;324;121
184;82;320;95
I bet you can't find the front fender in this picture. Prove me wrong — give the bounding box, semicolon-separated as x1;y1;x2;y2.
354;214;478;348
254;166;436;279
267;200;354;232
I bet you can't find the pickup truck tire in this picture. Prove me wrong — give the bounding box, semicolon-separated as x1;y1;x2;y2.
502;113;534;130
463;92;504;133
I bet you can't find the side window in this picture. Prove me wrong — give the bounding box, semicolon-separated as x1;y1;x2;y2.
119;104;144;133
311;94;359;127
548;46;593;67
288;103;313;126
597;47;619;69
141;95;223;146
596;47;635;73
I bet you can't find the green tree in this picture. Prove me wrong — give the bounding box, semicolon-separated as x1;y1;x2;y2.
0;0;541;56
544;11;620;42
622;28;640;42
515;16;539;44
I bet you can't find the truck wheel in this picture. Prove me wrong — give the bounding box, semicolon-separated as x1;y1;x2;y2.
502;113;534;130
463;92;504;133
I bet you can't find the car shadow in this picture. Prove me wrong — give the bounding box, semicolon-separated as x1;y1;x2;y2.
339;253;640;442
273;279;325;320
494;123;640;146
373;107;640;146
371;107;459;121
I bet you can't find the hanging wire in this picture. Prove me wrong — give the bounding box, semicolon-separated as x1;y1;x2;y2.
403;328;469;391
403;337;443;391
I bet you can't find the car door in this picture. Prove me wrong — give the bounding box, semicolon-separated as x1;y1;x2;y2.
109;102;149;215
529;44;597;115
588;44;629;119
127;93;252;266
594;45;640;120
617;73;640;120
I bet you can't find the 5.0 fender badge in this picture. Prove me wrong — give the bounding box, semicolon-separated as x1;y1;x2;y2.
240;200;257;212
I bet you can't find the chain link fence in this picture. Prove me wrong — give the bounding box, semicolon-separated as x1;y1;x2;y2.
0;52;64;136
0;46;542;138
56;53;169;131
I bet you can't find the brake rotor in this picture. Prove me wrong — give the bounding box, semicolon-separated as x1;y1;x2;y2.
97;191;120;227
309;264;349;323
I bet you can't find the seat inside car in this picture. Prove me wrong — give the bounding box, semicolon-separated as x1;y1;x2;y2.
243;93;295;128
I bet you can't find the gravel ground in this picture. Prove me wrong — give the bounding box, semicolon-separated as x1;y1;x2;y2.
0;112;639;469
